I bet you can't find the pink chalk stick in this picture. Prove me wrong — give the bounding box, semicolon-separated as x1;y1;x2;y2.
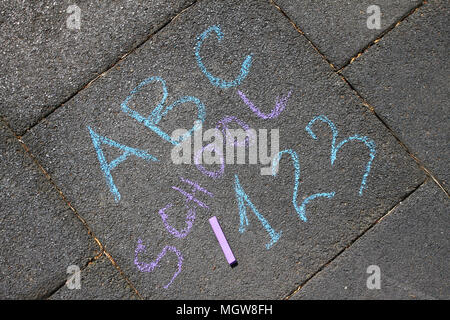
209;216;236;266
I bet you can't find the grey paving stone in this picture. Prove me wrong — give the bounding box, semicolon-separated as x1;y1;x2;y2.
342;0;449;190
22;0;425;299
50;255;139;300
0;121;99;299
0;0;195;135
292;181;449;300
274;0;422;68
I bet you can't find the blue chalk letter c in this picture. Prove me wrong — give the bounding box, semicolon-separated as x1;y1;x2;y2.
195;25;253;88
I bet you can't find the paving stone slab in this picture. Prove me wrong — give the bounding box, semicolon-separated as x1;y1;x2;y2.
50;255;139;300
292;180;449;300
0;0;195;135
274;0;422;68
0;121;99;299
342;0;449;191
22;0;425;299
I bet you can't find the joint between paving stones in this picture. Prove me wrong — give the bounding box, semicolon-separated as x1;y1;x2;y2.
102;251;144;300
283;178;428;300
20;0;201;138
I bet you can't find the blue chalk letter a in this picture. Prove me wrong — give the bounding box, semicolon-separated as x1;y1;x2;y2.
88;126;158;202
234;174;281;249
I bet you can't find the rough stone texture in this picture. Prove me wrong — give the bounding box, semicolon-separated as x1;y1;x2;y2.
21;0;425;299
274;0;422;68
0;120;99;299
50;255;139;300
342;0;449;190
0;0;195;135
292;181;449;300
